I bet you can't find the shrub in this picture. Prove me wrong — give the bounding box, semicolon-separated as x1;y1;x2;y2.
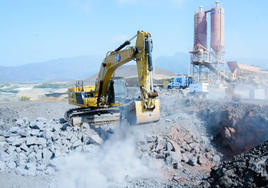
34;84;64;88
19;96;31;101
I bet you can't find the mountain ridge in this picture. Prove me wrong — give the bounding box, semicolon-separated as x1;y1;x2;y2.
0;53;267;82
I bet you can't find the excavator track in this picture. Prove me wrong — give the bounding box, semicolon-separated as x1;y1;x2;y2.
64;107;121;126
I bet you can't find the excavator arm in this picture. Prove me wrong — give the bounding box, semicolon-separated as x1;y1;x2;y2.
94;46;137;107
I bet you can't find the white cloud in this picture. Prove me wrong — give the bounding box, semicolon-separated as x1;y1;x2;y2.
109;34;129;43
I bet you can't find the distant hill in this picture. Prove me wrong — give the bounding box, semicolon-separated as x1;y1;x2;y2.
0;55;103;82
155;53;268;73
155;52;190;75
0;54;182;83
0;53;267;83
72;65;176;86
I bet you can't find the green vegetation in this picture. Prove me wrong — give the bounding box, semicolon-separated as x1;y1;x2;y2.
0;86;19;93
34;84;65;89
0;83;11;88
19;96;31;101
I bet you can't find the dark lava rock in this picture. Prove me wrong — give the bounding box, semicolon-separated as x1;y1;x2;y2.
199;140;268;188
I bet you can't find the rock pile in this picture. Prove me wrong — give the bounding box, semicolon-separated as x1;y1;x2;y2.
196;101;268;154
220;113;268;154
158;87;185;97
199;139;268;187
0;102;72;130
236;75;267;89
0;112;220;185
137;124;220;170
132;111;222;186
1;92;268;187
0;117;107;176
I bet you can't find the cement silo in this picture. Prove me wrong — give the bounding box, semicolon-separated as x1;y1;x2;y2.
194;6;207;48
210;1;224;54
189;1;225;85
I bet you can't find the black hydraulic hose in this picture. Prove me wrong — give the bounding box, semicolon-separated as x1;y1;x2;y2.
114;40;131;52
145;36;153;71
97;80;103;107
114;33;137;52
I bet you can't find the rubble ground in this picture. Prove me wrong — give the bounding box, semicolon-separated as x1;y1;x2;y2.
0;87;268;187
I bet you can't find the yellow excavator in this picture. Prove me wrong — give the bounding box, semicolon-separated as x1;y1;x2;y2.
65;30;160;126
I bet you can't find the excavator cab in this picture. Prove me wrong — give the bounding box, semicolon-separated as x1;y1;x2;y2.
107;77;126;105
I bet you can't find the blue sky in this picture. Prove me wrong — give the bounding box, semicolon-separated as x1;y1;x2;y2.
0;0;267;66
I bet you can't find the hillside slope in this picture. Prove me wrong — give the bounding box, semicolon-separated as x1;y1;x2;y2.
1;53;267;83
71;65;177;86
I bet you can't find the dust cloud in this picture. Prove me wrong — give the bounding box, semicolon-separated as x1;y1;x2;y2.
53;125;160;188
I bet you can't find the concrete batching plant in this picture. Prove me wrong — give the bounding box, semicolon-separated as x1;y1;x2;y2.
189;1;225;85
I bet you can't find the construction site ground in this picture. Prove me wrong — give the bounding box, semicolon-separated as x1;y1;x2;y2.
0;87;268;187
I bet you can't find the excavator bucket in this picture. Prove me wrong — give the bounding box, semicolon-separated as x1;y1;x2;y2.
123;99;160;125
225;84;242;102
225;84;235;100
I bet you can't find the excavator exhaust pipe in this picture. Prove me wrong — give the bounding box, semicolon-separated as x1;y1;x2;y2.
123;99;160;125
